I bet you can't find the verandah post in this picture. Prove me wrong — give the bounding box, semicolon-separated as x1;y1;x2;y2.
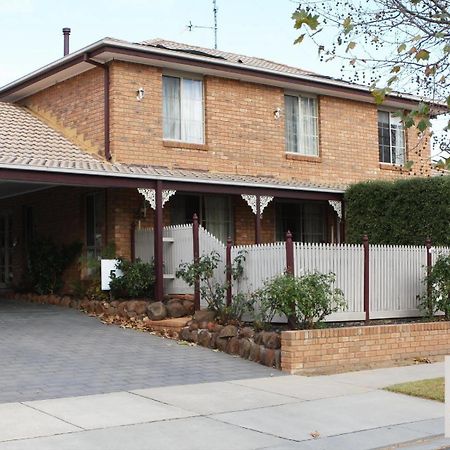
154;180;164;303
255;194;262;244
193;213;200;311
226;237;232;306
425;237;432;309
363;234;370;323
285;231;294;275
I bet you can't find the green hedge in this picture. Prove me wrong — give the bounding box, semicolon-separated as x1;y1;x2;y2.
345;177;450;246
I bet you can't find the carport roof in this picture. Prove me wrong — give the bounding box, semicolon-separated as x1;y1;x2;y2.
0;102;345;195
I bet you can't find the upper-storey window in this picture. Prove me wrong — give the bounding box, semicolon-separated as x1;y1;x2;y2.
284;94;319;156
378;111;405;165
163;75;204;144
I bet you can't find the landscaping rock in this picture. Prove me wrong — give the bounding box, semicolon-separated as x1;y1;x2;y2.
198;321;209;330
249;342;261;363
262;348;276;367
239;327;254;339
147;302;167;321
197;330;211;347
216;336;229;352
209;332;218;349
264;332;281;350
188;320;199;331
182;300;195;315
219;325;238;339
274;349;281;370
134;301;148;316
239;338;252;359
194;309;215;323
253;332;263;345
190;330;198;344
179;327;191;341
166;301;186;318
227;336;240;355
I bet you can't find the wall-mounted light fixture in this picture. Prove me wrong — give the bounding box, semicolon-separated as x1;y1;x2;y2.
136;87;145;101
273;107;281;120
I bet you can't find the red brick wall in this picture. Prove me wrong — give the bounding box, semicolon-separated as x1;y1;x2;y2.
20;68;105;157
20;61;430;188
281;322;450;374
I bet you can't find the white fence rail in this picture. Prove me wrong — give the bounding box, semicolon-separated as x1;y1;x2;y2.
369;245;426;319
231;242;286;294
134;225;448;322
294;243;365;322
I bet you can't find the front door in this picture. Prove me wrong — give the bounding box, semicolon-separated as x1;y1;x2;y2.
0;214;12;287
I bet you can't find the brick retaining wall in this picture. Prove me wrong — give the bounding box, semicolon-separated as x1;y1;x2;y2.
281;322;450;374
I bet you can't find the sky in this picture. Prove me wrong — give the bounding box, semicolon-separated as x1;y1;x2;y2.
0;0;338;87
0;0;446;156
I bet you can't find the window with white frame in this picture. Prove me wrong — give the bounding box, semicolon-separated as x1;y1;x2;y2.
163;75;204;144
284;94;319;155
378;111;405;165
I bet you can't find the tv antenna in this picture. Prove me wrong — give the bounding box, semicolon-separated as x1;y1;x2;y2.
187;0;218;49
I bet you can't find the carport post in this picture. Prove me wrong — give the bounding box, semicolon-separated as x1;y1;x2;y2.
154;180;164;303
285;231;294;275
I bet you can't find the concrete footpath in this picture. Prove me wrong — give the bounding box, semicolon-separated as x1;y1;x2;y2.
0;362;447;450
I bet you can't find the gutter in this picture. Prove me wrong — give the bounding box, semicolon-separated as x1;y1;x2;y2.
0;162;345;194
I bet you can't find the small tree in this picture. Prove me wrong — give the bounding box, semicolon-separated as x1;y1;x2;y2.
421;253;450;318
260;272;346;329
176;250;252;323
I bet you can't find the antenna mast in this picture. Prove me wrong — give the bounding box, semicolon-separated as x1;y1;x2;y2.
187;0;218;49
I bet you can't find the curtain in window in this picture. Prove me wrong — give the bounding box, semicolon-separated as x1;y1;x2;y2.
163;76;181;140
181;79;203;143
204;196;229;244
285;95;298;153
390;115;405;165
299;97;318;156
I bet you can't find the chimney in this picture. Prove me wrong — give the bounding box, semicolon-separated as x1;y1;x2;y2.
62;27;71;56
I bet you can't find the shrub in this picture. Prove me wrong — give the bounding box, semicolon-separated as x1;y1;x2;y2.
110;258;155;299
420;253;450;319
260;272;346;329
176;250;252;323
345;177;450;245
28;237;82;294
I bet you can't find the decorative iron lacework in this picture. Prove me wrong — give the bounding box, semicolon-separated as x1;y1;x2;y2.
328;200;342;220
241;194;274;217
137;188;176;209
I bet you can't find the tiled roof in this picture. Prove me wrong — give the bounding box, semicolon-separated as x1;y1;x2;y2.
141;38;317;78
0;102;344;193
0;102;99;163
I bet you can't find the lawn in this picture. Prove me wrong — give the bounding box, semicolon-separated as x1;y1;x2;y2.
385;377;444;403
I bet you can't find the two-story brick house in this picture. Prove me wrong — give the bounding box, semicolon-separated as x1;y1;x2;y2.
0;36;430;300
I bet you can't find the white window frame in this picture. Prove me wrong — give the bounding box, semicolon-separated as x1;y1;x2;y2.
284;92;319;156
378;110;406;165
162;72;205;145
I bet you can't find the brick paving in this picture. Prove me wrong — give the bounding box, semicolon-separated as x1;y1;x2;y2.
0;299;280;404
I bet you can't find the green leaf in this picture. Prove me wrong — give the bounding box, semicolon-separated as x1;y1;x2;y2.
294;34;306;45
417;119;429;132
346;41;356;52
397;43;406;53
371;88;391;105
444;44;450;53
415;49;430;61
292;10;320;31
343;16;354;35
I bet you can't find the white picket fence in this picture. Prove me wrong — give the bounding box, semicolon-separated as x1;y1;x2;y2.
134;224;449;322
295;243;365;322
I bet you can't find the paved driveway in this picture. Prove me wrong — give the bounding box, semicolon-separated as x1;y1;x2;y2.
0;299;278;404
